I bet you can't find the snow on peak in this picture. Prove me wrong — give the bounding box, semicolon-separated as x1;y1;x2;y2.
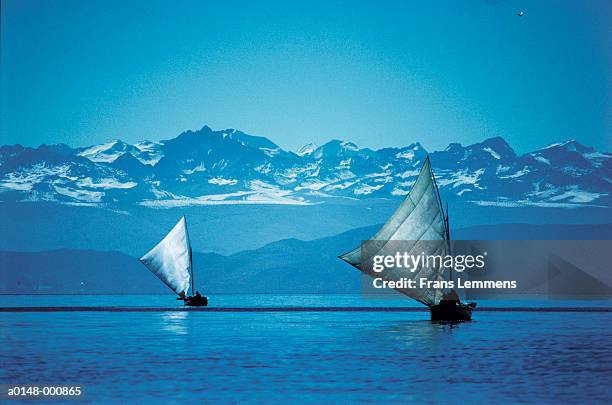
1;126;609;208
396;150;415;160
340;141;359;151
134;140;160;151
542;139;594;154
134;140;164;166
208;177;238;186
544;140;576;150
78;140;128;163
297;143;318;156
79;139;165;166
483;147;501;160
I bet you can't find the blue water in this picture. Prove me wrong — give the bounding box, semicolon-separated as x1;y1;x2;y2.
1;295;611;403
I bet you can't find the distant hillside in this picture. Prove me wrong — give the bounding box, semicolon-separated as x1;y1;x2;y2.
453;223;612;240
2;201;610;257
0;249;167;294
1;223;610;294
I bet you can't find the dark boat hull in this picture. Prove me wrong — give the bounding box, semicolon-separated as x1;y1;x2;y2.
430;301;476;322
184;296;208;307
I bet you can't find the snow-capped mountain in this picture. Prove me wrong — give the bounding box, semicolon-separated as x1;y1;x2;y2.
77;139;165;166
0;126;609;207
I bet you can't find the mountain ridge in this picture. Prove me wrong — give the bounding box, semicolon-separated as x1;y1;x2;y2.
2;223;610;294
1;125;609;208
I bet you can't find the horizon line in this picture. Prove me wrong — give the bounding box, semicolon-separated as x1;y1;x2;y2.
2;124;605;154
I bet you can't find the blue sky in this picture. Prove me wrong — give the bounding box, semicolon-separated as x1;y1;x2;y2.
1;0;610;153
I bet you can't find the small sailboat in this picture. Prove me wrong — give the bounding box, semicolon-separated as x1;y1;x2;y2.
339;156;476;321
140;216;208;306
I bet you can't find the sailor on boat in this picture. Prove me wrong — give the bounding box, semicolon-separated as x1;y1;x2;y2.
339;156;476;322
182;290;207;306
140;216;208;307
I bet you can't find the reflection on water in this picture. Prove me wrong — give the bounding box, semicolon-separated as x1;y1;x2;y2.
0;294;609;309
159;311;189;335
366;319;446;350
1;297;611;403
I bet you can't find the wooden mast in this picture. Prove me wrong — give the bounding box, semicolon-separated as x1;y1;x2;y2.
429;157;453;284
189;246;194;296
184;215;195;297
445;201;453;284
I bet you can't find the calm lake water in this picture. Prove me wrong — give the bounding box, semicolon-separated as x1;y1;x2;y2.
1;295;611;403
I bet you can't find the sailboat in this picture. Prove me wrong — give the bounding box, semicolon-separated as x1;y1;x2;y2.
339;156;476;321
140;216;208;306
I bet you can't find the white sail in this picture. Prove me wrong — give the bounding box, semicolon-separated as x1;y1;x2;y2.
140;216;191;296
340;157;449;306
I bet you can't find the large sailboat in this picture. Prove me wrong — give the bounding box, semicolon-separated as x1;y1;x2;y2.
140;216;208;306
339;156;476;321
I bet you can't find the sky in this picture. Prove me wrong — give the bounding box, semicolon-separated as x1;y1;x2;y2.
1;0;610;153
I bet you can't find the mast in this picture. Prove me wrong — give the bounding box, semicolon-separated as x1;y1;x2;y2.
429;157;446;221
189;246;194;296
184;215;195;296
429;159;453;284
445;201;453;283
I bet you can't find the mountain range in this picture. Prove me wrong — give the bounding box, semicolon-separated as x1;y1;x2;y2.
1;125;610;208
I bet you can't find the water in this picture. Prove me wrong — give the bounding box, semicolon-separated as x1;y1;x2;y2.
1;295;611;403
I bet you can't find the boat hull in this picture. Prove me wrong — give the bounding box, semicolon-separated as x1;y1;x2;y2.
429;301;476;322
184;296;208;306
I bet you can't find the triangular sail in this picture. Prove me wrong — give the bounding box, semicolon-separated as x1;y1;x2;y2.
140;217;191;296
339;157;449;306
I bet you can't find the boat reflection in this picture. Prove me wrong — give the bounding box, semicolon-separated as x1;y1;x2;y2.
159;311;190;335
362;315;471;354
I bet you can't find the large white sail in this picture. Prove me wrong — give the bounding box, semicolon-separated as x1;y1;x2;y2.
140;216;191;296
339;157;449;306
